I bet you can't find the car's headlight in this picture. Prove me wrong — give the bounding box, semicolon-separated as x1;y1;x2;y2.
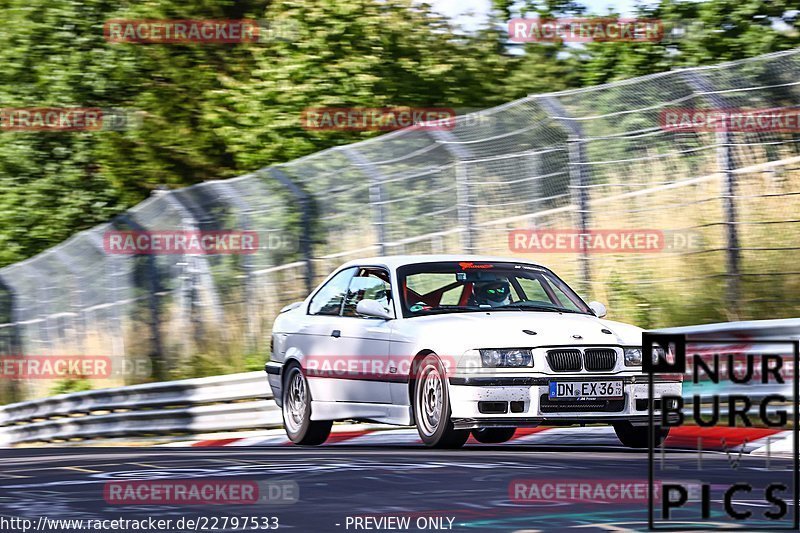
624;346;666;366
624;347;643;366
479;348;533;368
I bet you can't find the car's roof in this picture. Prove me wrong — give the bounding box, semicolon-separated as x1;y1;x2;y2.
339;254;549;270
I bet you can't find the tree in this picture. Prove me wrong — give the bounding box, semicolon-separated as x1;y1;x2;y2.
207;0;514;171
0;0;512;266
579;0;800;84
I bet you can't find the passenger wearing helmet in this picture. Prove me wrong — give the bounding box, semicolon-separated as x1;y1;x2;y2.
473;280;511;307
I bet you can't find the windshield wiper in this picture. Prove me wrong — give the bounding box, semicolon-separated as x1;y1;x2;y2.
504;302;586;314
410;305;482;315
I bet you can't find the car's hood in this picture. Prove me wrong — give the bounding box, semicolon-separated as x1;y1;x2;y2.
402;311;643;349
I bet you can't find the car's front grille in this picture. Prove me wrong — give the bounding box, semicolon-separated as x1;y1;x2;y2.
547;349;582;372
540;394;627;413
584;348;617;371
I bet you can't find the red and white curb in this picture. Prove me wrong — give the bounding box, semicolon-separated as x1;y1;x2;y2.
172;425;791;454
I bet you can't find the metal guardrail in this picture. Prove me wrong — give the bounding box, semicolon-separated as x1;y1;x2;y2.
657;318;800;340
0;318;797;446
0;371;278;446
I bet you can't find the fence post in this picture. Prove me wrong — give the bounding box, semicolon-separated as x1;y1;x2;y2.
717;127;740;312
683;72;741;313
0;274;22;402
165;191;227;330
210;182;261;353
52;249;86;355
0;275;21;354
114;214;167;381
539;96;592;294
88;229;127;359
27;263;55;354
429;129;475;253
267;167;315;293
343;148;387;255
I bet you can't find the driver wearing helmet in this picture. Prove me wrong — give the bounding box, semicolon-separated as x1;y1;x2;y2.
473;280;511;307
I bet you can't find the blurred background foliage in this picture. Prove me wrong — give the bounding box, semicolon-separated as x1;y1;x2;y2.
0;0;798;267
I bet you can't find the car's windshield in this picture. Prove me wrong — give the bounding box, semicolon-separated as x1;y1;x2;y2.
397;261;592;317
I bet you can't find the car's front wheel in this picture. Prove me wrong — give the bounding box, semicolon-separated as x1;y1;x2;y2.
282;364;332;445
613;422;670;448
414;354;469;448
472;427;516;444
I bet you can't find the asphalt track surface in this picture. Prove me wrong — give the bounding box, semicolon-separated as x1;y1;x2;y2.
0;441;796;533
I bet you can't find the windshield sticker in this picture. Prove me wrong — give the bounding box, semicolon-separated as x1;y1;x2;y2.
458;262;493;270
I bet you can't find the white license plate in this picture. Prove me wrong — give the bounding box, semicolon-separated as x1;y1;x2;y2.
548;380;623;400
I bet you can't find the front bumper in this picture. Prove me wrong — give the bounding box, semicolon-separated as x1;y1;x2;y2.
448;375;681;430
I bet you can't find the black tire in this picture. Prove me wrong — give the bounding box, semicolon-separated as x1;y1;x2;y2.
282;364;332;445
413;354;469;448
613;422;670;448
472;427;516;444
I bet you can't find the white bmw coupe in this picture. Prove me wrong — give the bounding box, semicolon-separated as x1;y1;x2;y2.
265;255;681;448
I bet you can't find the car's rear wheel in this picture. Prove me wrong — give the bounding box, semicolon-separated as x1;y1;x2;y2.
414;354;469;448
613;422;670;448
282;365;332;445
472;427;516;444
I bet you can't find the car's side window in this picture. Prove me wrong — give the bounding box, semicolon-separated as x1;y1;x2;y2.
342;268;392;318
308;267;356;316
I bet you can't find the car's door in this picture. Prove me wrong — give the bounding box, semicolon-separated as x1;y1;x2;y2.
299;266;357;403
333;267;394;403
299;266;394;404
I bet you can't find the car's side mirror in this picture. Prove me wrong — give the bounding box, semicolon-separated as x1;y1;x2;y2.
356;299;394;320
588;301;607;318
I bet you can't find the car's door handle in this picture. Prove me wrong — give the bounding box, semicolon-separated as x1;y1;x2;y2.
331;330;341;338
